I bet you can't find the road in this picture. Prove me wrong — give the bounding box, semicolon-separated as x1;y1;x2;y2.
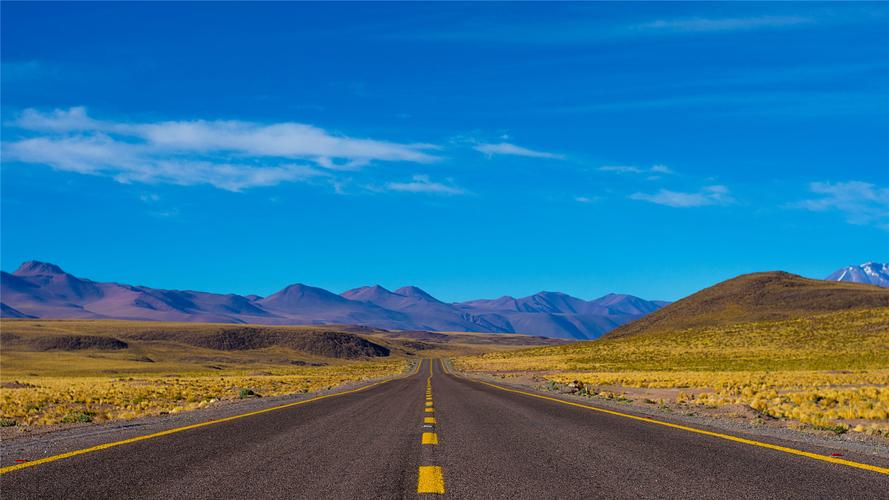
1;360;886;498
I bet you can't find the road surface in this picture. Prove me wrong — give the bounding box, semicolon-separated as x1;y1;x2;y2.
2;360;886;498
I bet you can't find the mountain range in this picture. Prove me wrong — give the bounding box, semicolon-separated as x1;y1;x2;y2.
0;261;668;339
825;262;889;288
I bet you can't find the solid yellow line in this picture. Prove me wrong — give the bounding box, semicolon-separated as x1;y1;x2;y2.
422;432;439;445
0;361;422;475
417;465;445;494
475;379;889;475
425;417;436;424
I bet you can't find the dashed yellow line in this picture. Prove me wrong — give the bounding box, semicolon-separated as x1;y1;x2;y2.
0;361;423;475
417;465;445;494
418;360;445;494
422;432;439;445
472;378;889;475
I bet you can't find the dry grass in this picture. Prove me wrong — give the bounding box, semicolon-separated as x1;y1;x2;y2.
455;308;889;436
1;363;405;427
0;319;407;427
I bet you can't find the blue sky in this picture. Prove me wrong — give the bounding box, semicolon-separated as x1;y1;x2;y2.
2;2;887;302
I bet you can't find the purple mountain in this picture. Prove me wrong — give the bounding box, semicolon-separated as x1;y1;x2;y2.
0;260;668;339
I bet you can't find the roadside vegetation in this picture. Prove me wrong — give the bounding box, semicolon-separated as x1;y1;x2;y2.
0;320;407;428
455;308;889;437
1;363;405;427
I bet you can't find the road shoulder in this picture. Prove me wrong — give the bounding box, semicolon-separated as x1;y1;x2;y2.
444;360;889;469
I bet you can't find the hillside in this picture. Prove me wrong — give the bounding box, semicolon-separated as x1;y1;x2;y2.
454;271;889;437
605;271;889;339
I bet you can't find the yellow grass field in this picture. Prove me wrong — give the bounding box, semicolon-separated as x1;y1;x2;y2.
0;320;408;427
455;308;889;436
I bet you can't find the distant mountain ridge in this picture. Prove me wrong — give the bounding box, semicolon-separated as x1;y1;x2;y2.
0;261;666;339
826;262;889;288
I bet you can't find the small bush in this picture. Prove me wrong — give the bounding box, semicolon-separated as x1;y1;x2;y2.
812;423;848;435
238;388;259;398
0;417;17;427
61;412;94;424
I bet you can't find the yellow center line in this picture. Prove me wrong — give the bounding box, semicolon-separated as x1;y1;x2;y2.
417;360;445;494
1;360;423;475
470;378;889;475
417;465;445;494
422;431;439;445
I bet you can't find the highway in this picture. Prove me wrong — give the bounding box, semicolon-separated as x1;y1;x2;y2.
1;360;886;499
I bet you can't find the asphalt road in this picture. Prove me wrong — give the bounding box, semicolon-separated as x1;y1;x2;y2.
2;360;886;499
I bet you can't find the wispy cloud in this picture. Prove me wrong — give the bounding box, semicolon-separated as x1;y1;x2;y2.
630;185;734;208
628;16;814;34
599;164;674;175
382;175;465;195
3;107;439;191
396;11;829;45
574;196;600;204
792;181;889;230
474;142;564;160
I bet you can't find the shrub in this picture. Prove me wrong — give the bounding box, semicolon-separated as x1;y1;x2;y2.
61;412;93;423
238;388;259;398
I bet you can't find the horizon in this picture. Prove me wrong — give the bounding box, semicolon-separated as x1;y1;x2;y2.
2;2;888;303
1;257;881;304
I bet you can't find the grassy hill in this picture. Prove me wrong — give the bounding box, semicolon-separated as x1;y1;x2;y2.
455;274;889;437
605;271;889;339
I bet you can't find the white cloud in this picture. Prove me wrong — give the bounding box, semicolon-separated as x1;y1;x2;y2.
15;106;100;132
3;107;438;191
793;181;889;230
630;185;734;208
631;16;814;34
397;12;826;45
599;164;675;175
383;175;465;195
574;196;600;204
599;165;643;174
474;142;564;160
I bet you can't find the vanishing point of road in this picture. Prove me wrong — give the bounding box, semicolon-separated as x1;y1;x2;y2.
2;360;887;499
